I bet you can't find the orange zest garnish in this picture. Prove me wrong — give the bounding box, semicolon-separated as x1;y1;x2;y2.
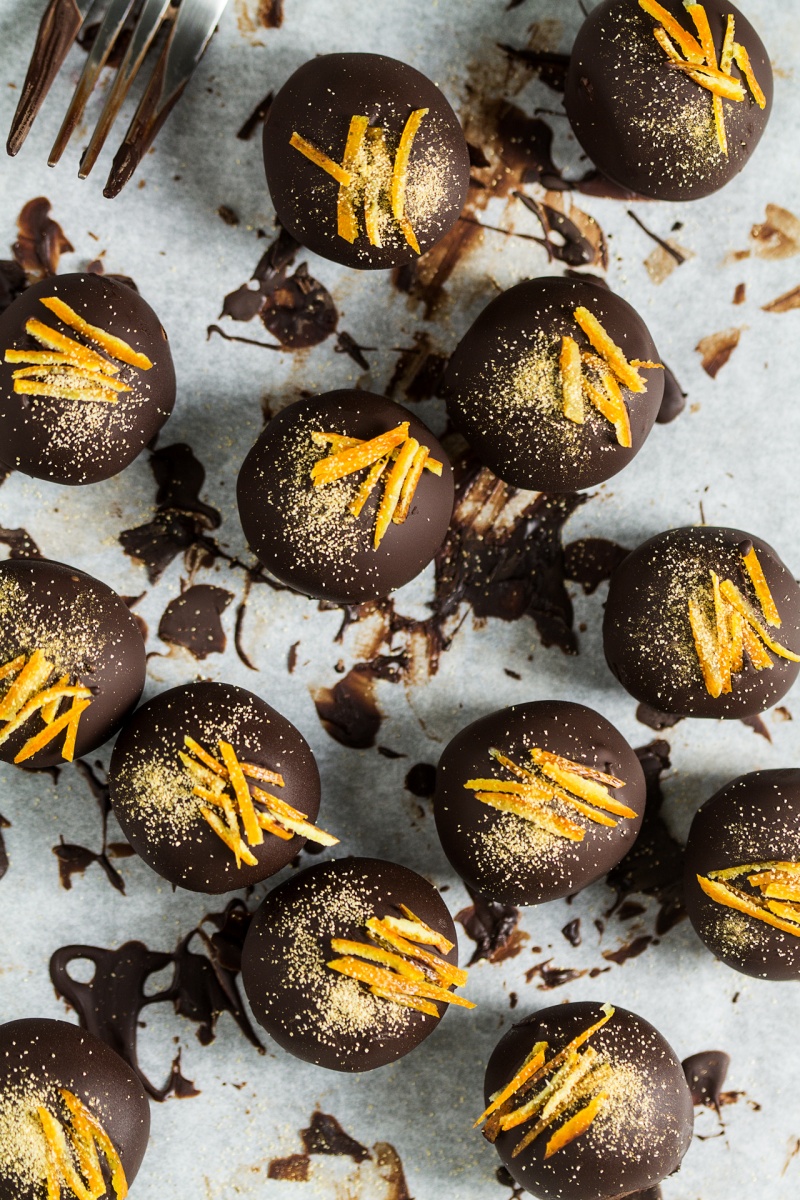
560;336;584;424
733;42;766;108
289;131;352;186
180;735;338;867
573;308;647;394
394;444;429;524
38;1089;128;1200
39;296;153;370
742;544;781;626
390;107;428;253
374;437;419;547
350;455;389;519
0;649;92;764
544;1093;608;1160
639;0;704;62
474;1044;547;1127
311;424;409;485
698;867;800;939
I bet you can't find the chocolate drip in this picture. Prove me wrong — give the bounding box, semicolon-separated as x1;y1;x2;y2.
12;197;73;278
313;667;383;749
681;1050;730;1111
564;538;629;594
404;763;437;798
456;890;522;964
300;1111;371;1162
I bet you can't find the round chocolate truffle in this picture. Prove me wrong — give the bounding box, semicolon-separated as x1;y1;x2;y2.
565;0;773;202
685;770;800;980
0;1017;150;1200
237;390;454;604
0;273;175;485
262;53;470;270
482;1002;693;1200
603;527;800;719
434;701;645;906
109;681;326;894
0;558;146;770
443;278;664;492
242;857;469;1072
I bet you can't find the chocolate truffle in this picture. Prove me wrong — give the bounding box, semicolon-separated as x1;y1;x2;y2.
480;1002;693;1200
443;278;664;492
0;273;175;485
685;770;800;980
434;701;645;906
262;53;470;269
0;1017;150;1200
565;0;773;201
237;390;454;604
241;857;473;1072
603;527;800;719
109;681;332;894
0;558;146;770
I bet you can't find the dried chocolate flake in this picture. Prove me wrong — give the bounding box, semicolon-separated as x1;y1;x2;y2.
373;1143;412;1200
335;331;374;371
602;934;654;965
681;1050;730;1111
456;890;523;965
257;0;283;28
525;959;587;989
158;584;234;659
696;328;742;379
404;763;437;797
561;918;582;947
762;284;800;314
733;282;747;305
217;205;240;227
262;262;337;349
387;332;449;403
741;714;772;743
627;210;686;264
53;836;126;895
313;666;383;749
49;899;262;1101
268;1155;311;1181
13;197;73;278
377;746;405;759
0;527;42;559
300;1112;371;1162
287;640;300;673
564;537;628;594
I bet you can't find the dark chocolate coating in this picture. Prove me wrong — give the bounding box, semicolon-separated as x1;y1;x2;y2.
263;53;470;270
484;1003;693;1200
565;0;773;202
0;558;146;770
685;770;800;980
434;701;645;906
0;273;175;485
109;681;322;894
603;527;800;718
0;1018;150;1199
242;857;462;1072
443;278;664;492
237;390;454;604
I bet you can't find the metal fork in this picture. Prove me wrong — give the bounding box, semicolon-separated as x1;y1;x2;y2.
7;0;229;197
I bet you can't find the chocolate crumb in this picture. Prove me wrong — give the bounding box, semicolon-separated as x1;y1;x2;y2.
635;703;684;731
217;205;240;227
733;283;747;305
287;640;300;673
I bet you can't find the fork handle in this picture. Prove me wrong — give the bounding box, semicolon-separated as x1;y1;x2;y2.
7;0;85;156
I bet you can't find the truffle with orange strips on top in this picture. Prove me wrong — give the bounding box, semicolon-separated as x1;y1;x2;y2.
481;1002;694;1199
604;527;800;719
565;0;772;202
442;277;664;492
109;681;330;894
241;857;472;1071
434;701;645;907
685;769;800;980
0;1017;150;1200
0;558;145;771
262;53;470;269
0;273;175;485
237;390;454;604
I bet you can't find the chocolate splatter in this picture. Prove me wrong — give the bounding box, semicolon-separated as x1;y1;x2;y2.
605;741;685;936
696;328;743;378
52;761;129;894
405;763;437;798
268;1155;310;1181
498;45;569;92
158;584;234;659
762;284;800;314
0;813;10;882
50;899;262;1101
256;0;283;27
682;1050;730;1111
561;918;582;947
635;704;684;732
564;538;628;594
656;365;687;425
0;527;42;559
776;706;793;722
119;444;221;583
387;332;450;403
456;891;524;965
236;90;274;140
782;1137;800;1177
741;714;772;742
13;198;73;279
496;1165;526;1199
287;641;300;673
525;959;587;989
601;935;654;966
627;209;686;264
335;331;374;371
313;666;383;749
749;204;800;260
301;1112;371;1162
217;205;240;227
514;192;607;267
733;282;747;305
374;1143;412;1200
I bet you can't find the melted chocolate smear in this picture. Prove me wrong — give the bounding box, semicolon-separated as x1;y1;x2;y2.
564;537;629;594
561;918;582;947
605;741;686;935
313;666;383;749
635;704;684;732
763;284;800;314
0;259;26;315
86;259;139;292
657;365;687;425
0;527;42;559
456;890;524;965
602;934;654;965
300;1112;371;1162
158;584;234;659
741;714;772;743
378;746;404;759
0;813;10;882
13;198;73;279
498;45;570;93
681;1051;730;1111
514;192;604;266
526;959;587;989
268;1155;310;1181
374;1143;412;1200
119;444;221;584
50;899;262;1101
387;332;450;403
627;210;686;265
404;763;437;798
54;761;127;894
257;0;283;28
335;331;374;371
234;584;257;672
207;324;280;350
237;90;274;141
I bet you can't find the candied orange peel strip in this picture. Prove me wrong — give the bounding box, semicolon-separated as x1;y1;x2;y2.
24;318;117;374
742;545;780;626
560;336;584;424
719;579;800;662
40;296;153;371
698;874;800;938
60;1090;128;1199
327;955;476;1009
573;308;646;394
311;424;409;485
250;784;339;846
14;697;90;764
366;917;468;987
394;444;429;524
384;906;455;954
474;1043;547;1127
638;0;704;62
337;114;370;243
475;791;587;840
349;455;389;518
11;365;130;392
711;571;732;694
38;1089;128;1200
200;807;259;866
289;131;352;186
530;749;626;790
544;1092;608;1160
370;986;439;1017
220;739;263;847
314;429;443;474
0;654;25;683
239;761;285;787
689;594;724;697
0;648;53;721
374;436;418;548
391;108;428;254
733;42;766;107
330;938;427;982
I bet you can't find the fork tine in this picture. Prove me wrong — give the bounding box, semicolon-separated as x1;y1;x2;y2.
104;0;229;197
78;0;172;179
49;0;138;166
7;0;95;156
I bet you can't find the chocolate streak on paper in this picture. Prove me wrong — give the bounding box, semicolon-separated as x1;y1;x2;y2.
313;666;384;749
50;899;262;1100
52;760;129;895
237;90;274;140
